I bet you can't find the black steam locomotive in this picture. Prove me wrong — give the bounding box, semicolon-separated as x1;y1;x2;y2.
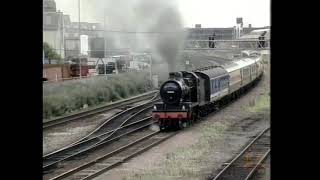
152;53;264;131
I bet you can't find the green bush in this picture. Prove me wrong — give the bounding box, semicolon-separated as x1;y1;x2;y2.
43;42;62;62
43;71;151;119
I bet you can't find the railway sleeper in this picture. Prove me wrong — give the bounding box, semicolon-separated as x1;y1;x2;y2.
72;173;93;178
43;169;55;174
95;162;114;167
80;169;98;173
72;154;89;160
105;156;125;162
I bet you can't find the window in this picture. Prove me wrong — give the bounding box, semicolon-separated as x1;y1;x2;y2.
243;68;250;77
251;65;256;73
219;76;229;89
211;79;217;94
224;77;228;88
212;80;214;93
212;79;215;93
45;15;51;25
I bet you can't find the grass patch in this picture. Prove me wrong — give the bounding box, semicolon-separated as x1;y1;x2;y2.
127;120;231;179
43;71;151;119
246;93;270;113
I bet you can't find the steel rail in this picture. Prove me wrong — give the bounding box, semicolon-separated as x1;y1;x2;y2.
43;90;158;129
244;149;270;180
212;127;270;180
49;131;176;180
43;119;154;170
43;95;158;158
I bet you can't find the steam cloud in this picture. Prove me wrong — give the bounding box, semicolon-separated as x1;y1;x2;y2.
82;0;186;72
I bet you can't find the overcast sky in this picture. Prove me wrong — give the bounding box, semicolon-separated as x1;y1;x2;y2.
55;0;270;28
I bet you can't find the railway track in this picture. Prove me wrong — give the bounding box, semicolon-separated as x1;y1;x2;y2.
212;127;270;180
46;129;176;180
43;90;158;129
43;95;159;171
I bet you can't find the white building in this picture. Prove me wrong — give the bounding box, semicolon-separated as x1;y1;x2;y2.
43;0;65;58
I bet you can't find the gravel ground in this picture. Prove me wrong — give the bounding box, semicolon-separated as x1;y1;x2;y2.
43;109;122;155
92;59;270;180
251;155;270;180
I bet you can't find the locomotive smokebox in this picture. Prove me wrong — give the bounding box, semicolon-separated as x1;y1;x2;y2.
160;79;189;105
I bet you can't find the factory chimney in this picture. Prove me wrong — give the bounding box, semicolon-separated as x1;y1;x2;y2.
195;24;201;28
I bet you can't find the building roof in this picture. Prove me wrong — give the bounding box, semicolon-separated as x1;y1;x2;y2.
239;28;270;40
239;34;261;39
43;0;56;12
43;11;63;30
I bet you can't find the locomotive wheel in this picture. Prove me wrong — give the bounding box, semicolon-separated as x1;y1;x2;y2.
199;110;203;117
159;120;168;131
192;112;197;122
182;121;187;128
160;125;166;131
178;120;184;130
199;108;204;117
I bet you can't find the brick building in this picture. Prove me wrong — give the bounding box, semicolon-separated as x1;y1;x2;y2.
43;64;70;81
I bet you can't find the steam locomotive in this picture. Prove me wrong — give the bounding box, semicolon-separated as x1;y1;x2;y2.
152;51;264;131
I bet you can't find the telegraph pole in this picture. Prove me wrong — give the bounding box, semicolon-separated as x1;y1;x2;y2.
149;54;152;87
78;0;82;79
104;12;107;75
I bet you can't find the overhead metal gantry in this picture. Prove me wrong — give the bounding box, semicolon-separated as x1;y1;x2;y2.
184;39;270;51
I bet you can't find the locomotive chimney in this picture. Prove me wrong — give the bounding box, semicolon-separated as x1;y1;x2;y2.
169;72;183;79
169;72;175;79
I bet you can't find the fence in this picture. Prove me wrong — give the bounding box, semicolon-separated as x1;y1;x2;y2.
43;74;106;83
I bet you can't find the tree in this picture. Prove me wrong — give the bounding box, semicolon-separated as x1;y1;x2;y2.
43;42;62;63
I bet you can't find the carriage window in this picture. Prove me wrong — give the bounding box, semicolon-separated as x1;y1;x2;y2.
211;79;214;93
212;80;215;93
221;78;224;89
222;76;228;88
